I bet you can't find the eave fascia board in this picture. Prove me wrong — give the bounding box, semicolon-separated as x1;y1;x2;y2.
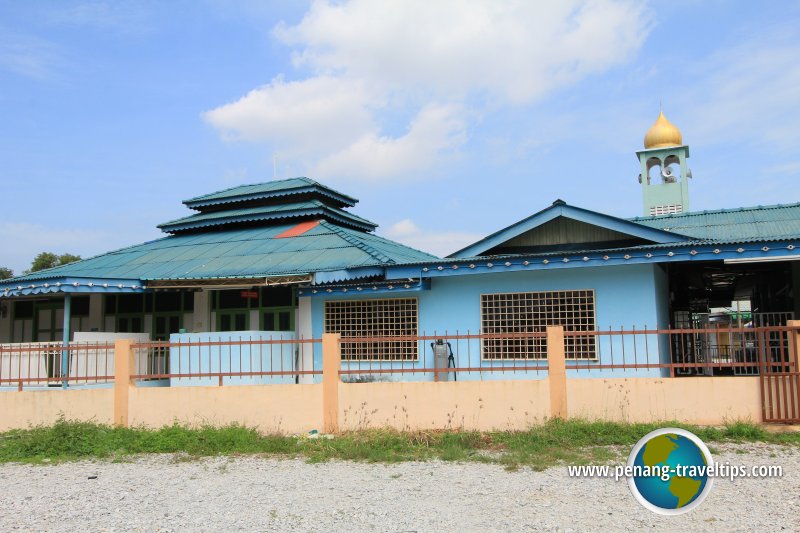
160;206;376;234
635;145;690;157
0;277;144;299
313;267;385;285
389;241;800;280
298;278;430;297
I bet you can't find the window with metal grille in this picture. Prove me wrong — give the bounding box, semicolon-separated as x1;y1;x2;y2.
324;298;418;361
480;290;596;359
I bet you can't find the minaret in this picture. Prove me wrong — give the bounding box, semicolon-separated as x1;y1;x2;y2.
636;111;692;216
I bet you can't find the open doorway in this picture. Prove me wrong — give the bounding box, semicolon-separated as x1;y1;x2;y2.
666;260;797;375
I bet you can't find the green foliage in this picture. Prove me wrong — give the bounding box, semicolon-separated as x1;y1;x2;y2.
28;252;58;273
26;252;82;274
0;417;795;466
717;420;768;440
58;253;82;265
0;267;12;280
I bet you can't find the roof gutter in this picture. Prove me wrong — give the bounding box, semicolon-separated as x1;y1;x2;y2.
724;255;800;264
144;275;313;290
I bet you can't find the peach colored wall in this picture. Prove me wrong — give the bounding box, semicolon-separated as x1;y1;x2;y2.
128;384;323;435
1;377;766;433
0;389;113;431
567;376;762;424
340;380;550;431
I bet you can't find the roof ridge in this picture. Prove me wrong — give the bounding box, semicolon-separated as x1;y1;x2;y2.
183;177;360;207
319;220;394;264
629;202;800;221
186;177;312;200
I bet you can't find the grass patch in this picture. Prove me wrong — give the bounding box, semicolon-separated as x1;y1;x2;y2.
1;417;797;469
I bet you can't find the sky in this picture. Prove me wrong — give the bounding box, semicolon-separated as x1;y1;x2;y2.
1;0;799;274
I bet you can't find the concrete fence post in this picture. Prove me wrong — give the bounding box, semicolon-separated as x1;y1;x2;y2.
113;339;135;428
546;326;568;419
322;333;341;433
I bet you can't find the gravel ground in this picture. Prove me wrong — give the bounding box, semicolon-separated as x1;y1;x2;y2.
0;444;798;532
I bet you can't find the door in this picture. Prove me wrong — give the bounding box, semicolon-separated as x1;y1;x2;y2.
36;305;65;380
35;305;64;342
759;325;800;423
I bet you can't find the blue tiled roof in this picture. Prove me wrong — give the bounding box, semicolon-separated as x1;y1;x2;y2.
158;200;378;233
183;177;357;209
3;221;438;284
5;186;798;292
629;203;800;241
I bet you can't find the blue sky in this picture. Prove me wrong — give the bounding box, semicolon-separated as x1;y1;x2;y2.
1;0;799;274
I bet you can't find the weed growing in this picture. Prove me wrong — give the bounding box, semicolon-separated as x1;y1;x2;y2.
1;417;796;470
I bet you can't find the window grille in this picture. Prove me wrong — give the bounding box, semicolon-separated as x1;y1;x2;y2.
650;204;683;216
324;298;418;361
480;290;596;359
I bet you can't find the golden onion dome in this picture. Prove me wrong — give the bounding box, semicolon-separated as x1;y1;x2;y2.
643;111;683;149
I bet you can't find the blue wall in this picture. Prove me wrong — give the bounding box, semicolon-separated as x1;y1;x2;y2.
311;264;671;380
654;264;672;371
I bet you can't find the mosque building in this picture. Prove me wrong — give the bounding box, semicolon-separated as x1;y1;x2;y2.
1;113;798;380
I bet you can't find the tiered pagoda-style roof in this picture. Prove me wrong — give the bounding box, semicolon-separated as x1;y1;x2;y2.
0;178;437;297
159;177;377;233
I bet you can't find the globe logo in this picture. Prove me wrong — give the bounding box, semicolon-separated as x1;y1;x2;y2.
627;428;714;515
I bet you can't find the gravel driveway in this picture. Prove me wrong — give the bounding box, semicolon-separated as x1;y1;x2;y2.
0;444;797;532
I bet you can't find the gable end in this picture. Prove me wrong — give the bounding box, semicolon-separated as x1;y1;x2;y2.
485;216;652;255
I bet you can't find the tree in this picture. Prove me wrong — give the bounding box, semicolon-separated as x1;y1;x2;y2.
57;253;82;266
0;267;12;280
27;252;82;273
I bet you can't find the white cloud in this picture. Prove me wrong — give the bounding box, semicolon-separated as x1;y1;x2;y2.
276;0;649;104
383;218;483;257
203;75;377;156
205;0;650;182
313;103;468;181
